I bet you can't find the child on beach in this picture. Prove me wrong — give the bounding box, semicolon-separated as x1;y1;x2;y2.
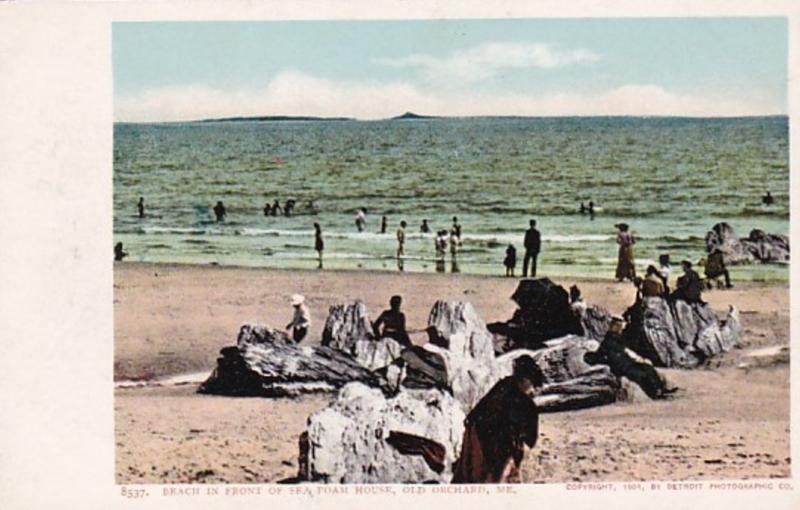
504;244;517;276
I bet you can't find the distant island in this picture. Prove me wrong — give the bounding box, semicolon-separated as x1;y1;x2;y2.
199;112;439;123
391;112;439;120
200;115;354;123
137;112;787;125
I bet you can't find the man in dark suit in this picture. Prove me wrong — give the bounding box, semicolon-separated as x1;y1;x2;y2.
522;220;541;278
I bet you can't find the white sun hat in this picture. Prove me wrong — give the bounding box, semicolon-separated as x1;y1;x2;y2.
290;294;305;306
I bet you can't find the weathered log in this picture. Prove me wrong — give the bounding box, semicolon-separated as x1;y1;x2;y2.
198;325;383;397
496;336;620;412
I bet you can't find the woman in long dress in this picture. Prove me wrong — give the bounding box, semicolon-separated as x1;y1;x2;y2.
615;223;636;281
314;222;324;269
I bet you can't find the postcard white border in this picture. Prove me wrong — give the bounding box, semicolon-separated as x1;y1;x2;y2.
0;1;797;509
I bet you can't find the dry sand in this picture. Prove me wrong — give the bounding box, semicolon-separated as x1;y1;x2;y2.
114;262;790;483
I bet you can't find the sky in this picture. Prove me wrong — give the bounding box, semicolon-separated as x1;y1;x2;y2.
113;18;788;122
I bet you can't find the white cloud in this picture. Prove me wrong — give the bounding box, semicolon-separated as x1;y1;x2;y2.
376;42;600;84
115;71;781;123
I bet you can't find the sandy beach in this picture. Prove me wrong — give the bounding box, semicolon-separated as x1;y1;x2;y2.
114;262;790;483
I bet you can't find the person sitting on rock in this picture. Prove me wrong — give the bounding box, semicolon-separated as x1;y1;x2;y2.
372;295;411;347
586;316;675;400
286;294;311;343
704;248;732;289
452;355;544;483
671;260;705;304
641;265;666;298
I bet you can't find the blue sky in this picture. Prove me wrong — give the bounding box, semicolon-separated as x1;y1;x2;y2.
113;18;787;121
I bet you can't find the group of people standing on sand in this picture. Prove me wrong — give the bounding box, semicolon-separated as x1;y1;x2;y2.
614;223;732;309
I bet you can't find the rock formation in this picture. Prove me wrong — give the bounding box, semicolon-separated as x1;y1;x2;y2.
496;336;619;412
705;222;789;265
322;301;403;371
321;301;374;352
623;297;740;368
488;279;607;350
509;278;585;346
571;300;612;341
198;325;383;397
424;301;499;412
301;383;465;483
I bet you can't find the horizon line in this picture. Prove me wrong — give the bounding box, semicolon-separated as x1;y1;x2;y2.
115;113;789;125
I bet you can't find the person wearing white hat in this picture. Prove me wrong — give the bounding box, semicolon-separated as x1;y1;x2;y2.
286;294;311;343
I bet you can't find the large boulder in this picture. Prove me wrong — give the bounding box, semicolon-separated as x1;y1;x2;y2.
741;229;789;264
510;278;585;346
322;301;402;371
321;301;374;352
303;383;465;483
425;301;499;412
705;222;789;265
623;297;740;368
488;279;587;351
198;325;383;397
571;301;612;341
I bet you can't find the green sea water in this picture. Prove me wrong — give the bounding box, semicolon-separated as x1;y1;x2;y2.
113;116;789;281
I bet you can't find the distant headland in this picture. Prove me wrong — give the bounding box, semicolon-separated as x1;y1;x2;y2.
200;115;354;123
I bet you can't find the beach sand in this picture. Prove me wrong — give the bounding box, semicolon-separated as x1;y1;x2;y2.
114;262;790;483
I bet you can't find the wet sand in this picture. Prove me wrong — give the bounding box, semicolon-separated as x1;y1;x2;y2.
114;262;790;483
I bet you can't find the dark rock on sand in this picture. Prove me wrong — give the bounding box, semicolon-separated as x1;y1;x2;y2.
705;222;789;265
489;279;608;350
198;325;383;397
488;278;584;351
623;296;740;368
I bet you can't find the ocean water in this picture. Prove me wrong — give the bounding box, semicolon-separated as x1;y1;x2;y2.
113;117;789;281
